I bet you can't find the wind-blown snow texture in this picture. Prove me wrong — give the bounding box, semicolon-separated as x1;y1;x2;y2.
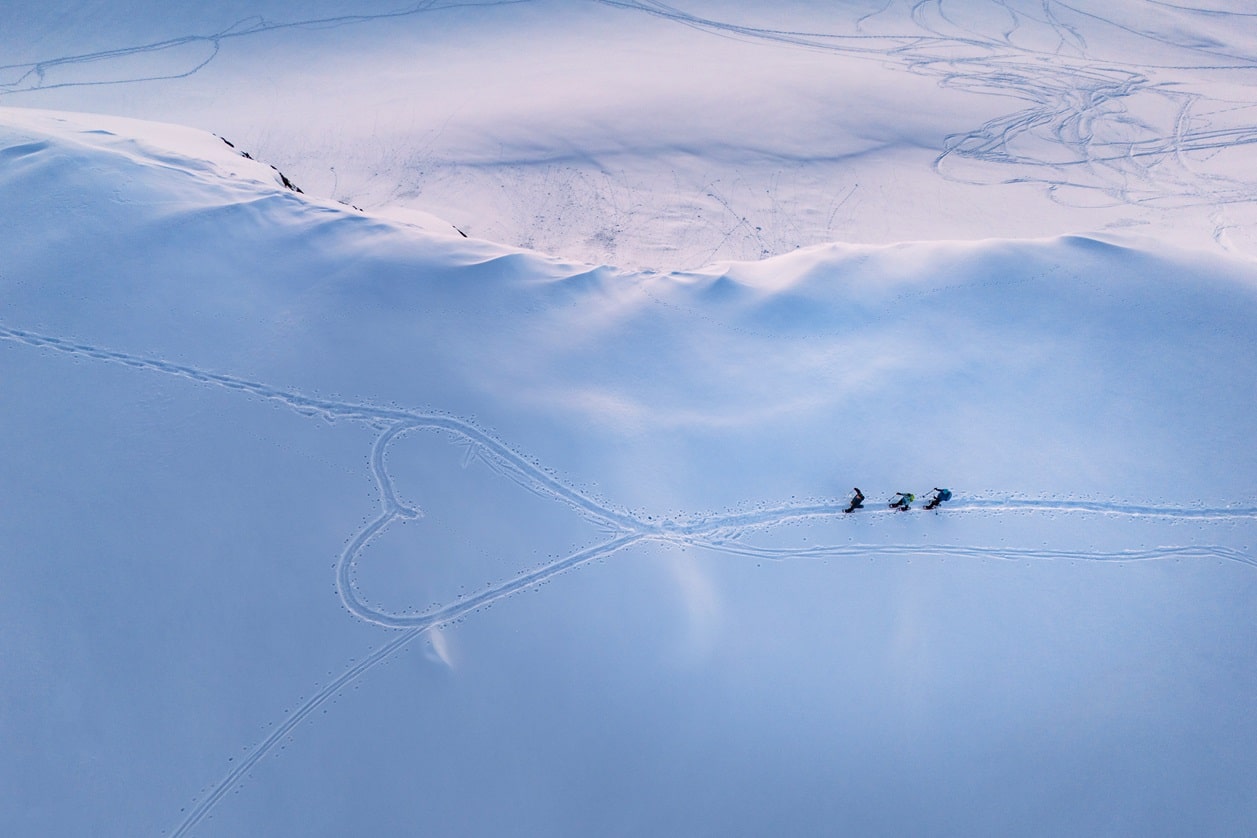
2;3;1257;837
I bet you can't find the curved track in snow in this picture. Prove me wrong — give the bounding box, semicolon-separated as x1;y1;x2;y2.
1;323;1252;836
600;0;1257;214
0;1;534;96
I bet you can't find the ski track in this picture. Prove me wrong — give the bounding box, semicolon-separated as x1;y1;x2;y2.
0;1;535;95
2;321;1254;837
595;0;1257;214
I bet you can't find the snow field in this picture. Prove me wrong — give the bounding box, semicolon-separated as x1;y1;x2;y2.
3;1;1257;833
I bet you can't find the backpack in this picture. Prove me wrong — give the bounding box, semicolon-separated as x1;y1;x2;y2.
937;489;952;502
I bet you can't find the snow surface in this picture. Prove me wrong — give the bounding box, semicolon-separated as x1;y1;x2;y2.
2;3;1257;836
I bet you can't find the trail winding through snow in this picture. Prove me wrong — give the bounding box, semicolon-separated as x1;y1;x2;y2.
1;322;1252;836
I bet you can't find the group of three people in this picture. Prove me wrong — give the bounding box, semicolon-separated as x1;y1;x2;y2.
844;487;951;513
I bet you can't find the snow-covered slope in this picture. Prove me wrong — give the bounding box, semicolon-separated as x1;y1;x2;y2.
2;107;1256;836
6;1;1257;268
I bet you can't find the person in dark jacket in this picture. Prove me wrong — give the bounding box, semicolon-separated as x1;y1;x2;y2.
844;488;865;513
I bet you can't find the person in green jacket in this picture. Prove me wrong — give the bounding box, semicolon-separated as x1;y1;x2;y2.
889;492;914;511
